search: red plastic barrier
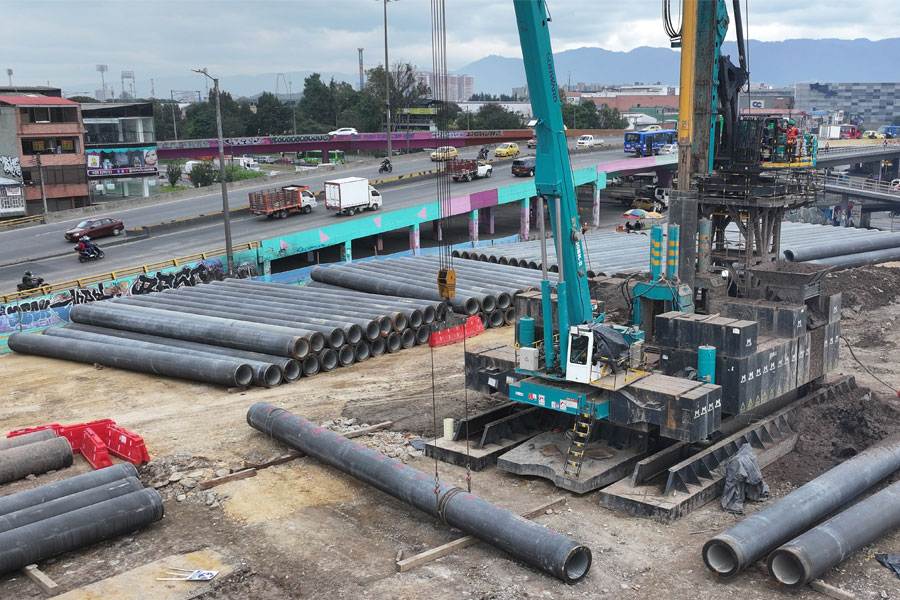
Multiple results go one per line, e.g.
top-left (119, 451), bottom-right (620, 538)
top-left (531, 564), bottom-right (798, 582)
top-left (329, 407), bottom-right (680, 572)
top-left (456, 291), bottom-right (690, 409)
top-left (429, 315), bottom-right (486, 347)
top-left (7, 419), bottom-right (149, 469)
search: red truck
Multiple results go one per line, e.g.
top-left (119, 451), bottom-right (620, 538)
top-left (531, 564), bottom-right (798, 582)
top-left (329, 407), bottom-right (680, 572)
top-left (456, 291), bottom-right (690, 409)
top-left (447, 159), bottom-right (493, 182)
top-left (248, 185), bottom-right (317, 219)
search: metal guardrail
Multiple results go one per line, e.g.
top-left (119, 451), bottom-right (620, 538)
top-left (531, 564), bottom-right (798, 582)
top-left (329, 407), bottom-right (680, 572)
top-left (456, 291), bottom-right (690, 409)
top-left (821, 173), bottom-right (900, 197)
top-left (0, 214), bottom-right (45, 229)
top-left (1, 240), bottom-right (260, 305)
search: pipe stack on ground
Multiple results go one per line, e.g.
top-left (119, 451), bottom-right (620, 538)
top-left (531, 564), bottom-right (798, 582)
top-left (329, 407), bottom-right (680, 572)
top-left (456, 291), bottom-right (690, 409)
top-left (702, 432), bottom-right (900, 578)
top-left (247, 402), bottom-right (592, 583)
top-left (0, 463), bottom-right (163, 575)
top-left (0, 430), bottom-right (73, 485)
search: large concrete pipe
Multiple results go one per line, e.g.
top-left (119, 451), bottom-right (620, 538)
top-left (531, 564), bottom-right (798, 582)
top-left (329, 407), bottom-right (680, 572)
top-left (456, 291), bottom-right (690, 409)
top-left (0, 437), bottom-right (74, 485)
top-left (45, 328), bottom-right (282, 388)
top-left (414, 326), bottom-right (430, 345)
top-left (298, 282), bottom-right (439, 325)
top-left (783, 231), bottom-right (900, 262)
top-left (246, 403), bottom-right (592, 583)
top-left (64, 324), bottom-right (301, 383)
top-left (310, 266), bottom-right (480, 316)
top-left (353, 341), bottom-right (371, 362)
top-left (119, 294), bottom-right (330, 358)
top-left (0, 429), bottom-right (58, 452)
top-left (703, 433), bottom-right (900, 577)
top-left (195, 284), bottom-right (396, 336)
top-left (387, 259), bottom-right (514, 310)
top-left (337, 345), bottom-right (355, 367)
top-left (220, 279), bottom-right (434, 327)
top-left (488, 310), bottom-right (505, 328)
top-left (318, 348), bottom-right (338, 372)
top-left (0, 488), bottom-right (164, 575)
top-left (811, 247), bottom-right (900, 270)
top-left (122, 295), bottom-right (352, 348)
top-left (385, 332), bottom-right (402, 353)
top-left (0, 477), bottom-right (145, 534)
top-left (9, 332), bottom-right (253, 388)
top-left (166, 287), bottom-right (382, 342)
top-left (70, 303), bottom-right (309, 359)
top-left (767, 479), bottom-right (900, 588)
top-left (302, 354), bottom-right (320, 377)
top-left (370, 337), bottom-right (386, 357)
top-left (0, 464), bottom-right (137, 517)
top-left (400, 328), bottom-right (416, 349)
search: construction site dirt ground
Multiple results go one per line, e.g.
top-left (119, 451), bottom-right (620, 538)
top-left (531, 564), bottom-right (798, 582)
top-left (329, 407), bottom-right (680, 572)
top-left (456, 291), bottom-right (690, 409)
top-left (2, 266), bottom-right (900, 599)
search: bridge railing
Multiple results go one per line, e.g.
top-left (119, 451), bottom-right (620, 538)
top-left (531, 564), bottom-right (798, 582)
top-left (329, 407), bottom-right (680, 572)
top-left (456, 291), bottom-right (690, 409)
top-left (2, 240), bottom-right (260, 305)
top-left (821, 173), bottom-right (900, 197)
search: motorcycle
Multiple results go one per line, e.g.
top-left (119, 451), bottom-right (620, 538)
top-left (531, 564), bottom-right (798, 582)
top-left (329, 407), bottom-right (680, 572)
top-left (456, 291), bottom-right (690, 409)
top-left (378, 158), bottom-right (393, 174)
top-left (478, 147), bottom-right (489, 160)
top-left (76, 245), bottom-right (105, 263)
top-left (17, 276), bottom-right (45, 292)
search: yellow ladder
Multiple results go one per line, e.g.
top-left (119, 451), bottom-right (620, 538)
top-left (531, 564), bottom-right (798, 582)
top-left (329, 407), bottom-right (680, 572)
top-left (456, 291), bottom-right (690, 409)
top-left (563, 407), bottom-right (595, 480)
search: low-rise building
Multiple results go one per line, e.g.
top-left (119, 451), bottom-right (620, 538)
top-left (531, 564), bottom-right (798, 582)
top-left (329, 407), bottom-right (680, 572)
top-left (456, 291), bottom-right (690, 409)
top-left (0, 95), bottom-right (89, 214)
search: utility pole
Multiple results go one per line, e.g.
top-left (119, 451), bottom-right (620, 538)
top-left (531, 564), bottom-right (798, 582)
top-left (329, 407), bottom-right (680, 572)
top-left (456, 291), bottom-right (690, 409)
top-left (34, 153), bottom-right (48, 215)
top-left (169, 91), bottom-right (179, 140)
top-left (6, 68), bottom-right (11, 87)
top-left (382, 0), bottom-right (393, 158)
top-left (192, 68), bottom-right (233, 275)
top-left (96, 64), bottom-right (108, 101)
top-left (358, 48), bottom-right (365, 90)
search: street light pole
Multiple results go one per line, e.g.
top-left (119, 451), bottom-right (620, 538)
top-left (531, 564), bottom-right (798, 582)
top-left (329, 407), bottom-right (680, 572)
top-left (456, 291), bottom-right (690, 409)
top-left (193, 68), bottom-right (233, 275)
top-left (34, 153), bottom-right (48, 215)
top-left (383, 0), bottom-right (392, 158)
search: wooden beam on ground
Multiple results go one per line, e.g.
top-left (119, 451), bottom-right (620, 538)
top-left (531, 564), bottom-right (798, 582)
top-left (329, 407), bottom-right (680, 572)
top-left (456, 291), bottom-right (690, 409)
top-left (22, 564), bottom-right (58, 595)
top-left (344, 421), bottom-right (393, 439)
top-left (395, 497), bottom-right (567, 573)
top-left (245, 451), bottom-right (304, 470)
top-left (809, 579), bottom-right (857, 600)
top-left (198, 468), bottom-right (257, 490)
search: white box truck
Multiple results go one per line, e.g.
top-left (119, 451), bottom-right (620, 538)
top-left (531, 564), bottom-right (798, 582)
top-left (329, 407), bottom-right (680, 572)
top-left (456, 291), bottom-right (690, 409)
top-left (324, 177), bottom-right (383, 216)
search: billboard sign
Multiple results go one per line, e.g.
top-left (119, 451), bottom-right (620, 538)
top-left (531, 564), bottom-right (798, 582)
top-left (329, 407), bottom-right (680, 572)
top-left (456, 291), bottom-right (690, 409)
top-left (86, 147), bottom-right (158, 177)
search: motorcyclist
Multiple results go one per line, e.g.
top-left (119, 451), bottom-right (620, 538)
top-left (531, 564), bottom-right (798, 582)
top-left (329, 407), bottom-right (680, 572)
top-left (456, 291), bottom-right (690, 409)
top-left (478, 146), bottom-right (489, 160)
top-left (21, 271), bottom-right (42, 289)
top-left (76, 236), bottom-right (97, 257)
top-left (379, 157), bottom-right (392, 173)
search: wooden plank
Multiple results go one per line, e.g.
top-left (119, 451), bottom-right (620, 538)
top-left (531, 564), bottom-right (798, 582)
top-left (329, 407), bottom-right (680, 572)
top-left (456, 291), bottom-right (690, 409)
top-left (395, 497), bottom-right (567, 573)
top-left (809, 580), bottom-right (857, 600)
top-left (244, 451), bottom-right (304, 470)
top-left (23, 564), bottom-right (58, 595)
top-left (197, 468), bottom-right (257, 490)
top-left (344, 421), bottom-right (393, 439)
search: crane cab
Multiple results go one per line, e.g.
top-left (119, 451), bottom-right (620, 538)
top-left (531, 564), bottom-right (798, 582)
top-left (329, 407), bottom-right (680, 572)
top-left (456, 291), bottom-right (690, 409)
top-left (565, 324), bottom-right (647, 388)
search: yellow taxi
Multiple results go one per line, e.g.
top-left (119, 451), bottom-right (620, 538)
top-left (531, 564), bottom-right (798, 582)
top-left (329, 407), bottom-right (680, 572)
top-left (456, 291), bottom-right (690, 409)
top-left (430, 146), bottom-right (458, 161)
top-left (494, 142), bottom-right (520, 158)
top-left (862, 130), bottom-right (885, 139)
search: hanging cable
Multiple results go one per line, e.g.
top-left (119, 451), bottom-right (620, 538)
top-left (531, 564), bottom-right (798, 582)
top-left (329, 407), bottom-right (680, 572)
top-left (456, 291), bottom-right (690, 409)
top-left (663, 0), bottom-right (682, 44)
top-left (431, 0), bottom-right (455, 300)
top-left (840, 335), bottom-right (900, 396)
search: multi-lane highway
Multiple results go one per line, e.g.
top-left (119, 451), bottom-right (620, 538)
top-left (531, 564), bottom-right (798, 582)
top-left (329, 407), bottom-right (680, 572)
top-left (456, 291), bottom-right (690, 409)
top-left (0, 146), bottom-right (628, 293)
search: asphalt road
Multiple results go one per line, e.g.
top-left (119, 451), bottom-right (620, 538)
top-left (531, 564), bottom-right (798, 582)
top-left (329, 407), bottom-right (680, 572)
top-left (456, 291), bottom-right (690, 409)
top-left (0, 146), bottom-right (628, 294)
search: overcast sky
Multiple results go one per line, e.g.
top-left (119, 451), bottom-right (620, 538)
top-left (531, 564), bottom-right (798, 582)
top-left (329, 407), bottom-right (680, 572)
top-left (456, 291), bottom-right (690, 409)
top-left (5, 0), bottom-right (899, 96)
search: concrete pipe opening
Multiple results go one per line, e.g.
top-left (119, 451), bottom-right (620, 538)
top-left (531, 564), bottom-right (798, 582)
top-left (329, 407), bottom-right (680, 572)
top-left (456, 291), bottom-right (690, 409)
top-left (318, 349), bottom-right (338, 371)
top-left (370, 337), bottom-right (386, 356)
top-left (293, 338), bottom-right (310, 360)
top-left (422, 306), bottom-right (436, 325)
top-left (343, 325), bottom-right (362, 346)
top-left (563, 547), bottom-right (593, 584)
top-left (488, 311), bottom-right (505, 328)
top-left (400, 311), bottom-right (417, 330)
top-left (262, 365), bottom-right (283, 388)
top-left (386, 332), bottom-right (402, 353)
top-left (354, 341), bottom-right (371, 362)
top-left (463, 298), bottom-right (480, 315)
top-left (376, 317), bottom-right (392, 337)
top-left (488, 256), bottom-right (499, 264)
top-left (479, 255), bottom-right (489, 262)
top-left (498, 256), bottom-right (510, 265)
top-left (549, 264), bottom-right (559, 273)
top-left (524, 260), bottom-right (537, 269)
top-left (477, 313), bottom-right (488, 329)
top-left (282, 360), bottom-right (302, 382)
top-left (337, 345), bottom-right (355, 367)
top-left (308, 332), bottom-right (326, 354)
top-left (234, 365), bottom-right (254, 388)
top-left (702, 539), bottom-right (739, 577)
top-left (504, 307), bottom-right (516, 326)
top-left (768, 550), bottom-right (806, 588)
top-left (587, 269), bottom-right (597, 278)
top-left (414, 327), bottom-right (430, 345)
top-left (400, 329), bottom-right (416, 349)
top-left (783, 249), bottom-right (797, 261)
top-left (363, 322), bottom-right (381, 342)
top-left (302, 355), bottom-right (320, 377)
top-left (327, 329), bottom-right (346, 350)
top-left (481, 296), bottom-right (497, 313)
top-left (496, 293), bottom-right (512, 310)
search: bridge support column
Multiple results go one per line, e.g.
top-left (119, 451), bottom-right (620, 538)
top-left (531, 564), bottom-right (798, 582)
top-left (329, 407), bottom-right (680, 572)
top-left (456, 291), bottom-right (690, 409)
top-left (432, 220), bottom-right (442, 241)
top-left (409, 223), bottom-right (420, 256)
top-left (859, 211), bottom-right (871, 229)
top-left (520, 197), bottom-right (530, 241)
top-left (657, 170), bottom-right (674, 188)
top-left (592, 185), bottom-right (601, 227)
top-left (375, 235), bottom-right (383, 252)
top-left (321, 149), bottom-right (330, 164)
top-left (481, 206), bottom-right (495, 235)
top-left (307, 251), bottom-right (315, 262)
top-left (341, 240), bottom-right (352, 262)
top-left (469, 209), bottom-right (479, 243)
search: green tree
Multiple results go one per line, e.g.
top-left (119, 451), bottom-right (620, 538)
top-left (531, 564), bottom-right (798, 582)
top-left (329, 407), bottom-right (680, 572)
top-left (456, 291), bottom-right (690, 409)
top-left (474, 103), bottom-right (524, 129)
top-left (153, 100), bottom-right (186, 141)
top-left (251, 92), bottom-right (291, 135)
top-left (299, 73), bottom-right (336, 128)
top-left (183, 90), bottom-right (252, 139)
top-left (598, 106), bottom-right (628, 129)
top-left (188, 162), bottom-right (216, 187)
top-left (362, 62), bottom-right (430, 132)
top-left (68, 95), bottom-right (98, 103)
top-left (165, 163), bottom-right (182, 187)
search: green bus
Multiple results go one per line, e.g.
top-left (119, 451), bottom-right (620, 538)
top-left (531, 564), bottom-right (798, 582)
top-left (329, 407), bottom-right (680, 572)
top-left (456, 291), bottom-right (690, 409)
top-left (298, 150), bottom-right (346, 164)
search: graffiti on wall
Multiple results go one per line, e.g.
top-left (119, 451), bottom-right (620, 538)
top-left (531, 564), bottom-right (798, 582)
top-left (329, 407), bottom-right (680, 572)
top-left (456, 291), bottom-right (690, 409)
top-left (0, 259), bottom-right (259, 334)
top-left (1, 156), bottom-right (21, 181)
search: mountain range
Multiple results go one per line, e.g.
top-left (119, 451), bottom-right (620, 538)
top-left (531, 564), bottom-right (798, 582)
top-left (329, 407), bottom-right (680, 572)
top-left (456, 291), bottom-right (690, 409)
top-left (455, 38), bottom-right (900, 94)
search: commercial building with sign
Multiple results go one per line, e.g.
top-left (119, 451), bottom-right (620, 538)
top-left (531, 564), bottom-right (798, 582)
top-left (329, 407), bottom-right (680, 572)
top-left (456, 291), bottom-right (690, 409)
top-left (0, 95), bottom-right (89, 214)
top-left (81, 102), bottom-right (158, 201)
top-left (794, 82), bottom-right (900, 126)
top-left (0, 177), bottom-right (26, 217)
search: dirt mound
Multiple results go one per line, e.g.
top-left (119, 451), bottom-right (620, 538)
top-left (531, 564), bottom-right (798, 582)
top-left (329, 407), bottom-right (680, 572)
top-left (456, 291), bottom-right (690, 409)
top-left (768, 386), bottom-right (900, 484)
top-left (824, 265), bottom-right (900, 310)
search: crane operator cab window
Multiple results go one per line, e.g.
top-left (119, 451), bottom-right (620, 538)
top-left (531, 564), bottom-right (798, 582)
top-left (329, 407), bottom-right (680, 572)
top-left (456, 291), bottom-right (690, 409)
top-left (569, 332), bottom-right (590, 366)
top-left (566, 329), bottom-right (594, 384)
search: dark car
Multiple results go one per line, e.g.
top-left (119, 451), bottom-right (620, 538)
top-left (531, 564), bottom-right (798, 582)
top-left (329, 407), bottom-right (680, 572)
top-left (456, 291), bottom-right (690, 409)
top-left (511, 156), bottom-right (536, 177)
top-left (64, 217), bottom-right (125, 241)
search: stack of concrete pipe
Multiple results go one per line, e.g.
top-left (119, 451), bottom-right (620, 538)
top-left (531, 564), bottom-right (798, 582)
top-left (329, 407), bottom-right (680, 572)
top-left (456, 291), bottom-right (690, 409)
top-left (0, 430), bottom-right (73, 485)
top-left (0, 463), bottom-right (163, 575)
top-left (9, 278), bottom-right (442, 387)
top-left (456, 223), bottom-right (900, 274)
top-left (309, 255), bottom-right (551, 326)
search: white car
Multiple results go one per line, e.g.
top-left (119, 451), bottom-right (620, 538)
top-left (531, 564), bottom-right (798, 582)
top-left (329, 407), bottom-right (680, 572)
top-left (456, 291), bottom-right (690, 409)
top-left (660, 143), bottom-right (678, 155)
top-left (576, 134), bottom-right (595, 148)
top-left (329, 127), bottom-right (358, 136)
